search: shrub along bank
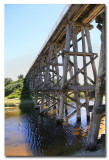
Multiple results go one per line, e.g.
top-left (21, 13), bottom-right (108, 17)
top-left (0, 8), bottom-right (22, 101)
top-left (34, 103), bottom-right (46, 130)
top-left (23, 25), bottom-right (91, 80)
top-left (4, 78), bottom-right (34, 108)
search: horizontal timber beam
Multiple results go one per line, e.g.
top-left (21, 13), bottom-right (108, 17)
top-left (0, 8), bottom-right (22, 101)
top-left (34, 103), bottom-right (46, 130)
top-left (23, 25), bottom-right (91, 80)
top-left (63, 51), bottom-right (98, 57)
top-left (40, 102), bottom-right (58, 114)
top-left (36, 85), bottom-right (95, 92)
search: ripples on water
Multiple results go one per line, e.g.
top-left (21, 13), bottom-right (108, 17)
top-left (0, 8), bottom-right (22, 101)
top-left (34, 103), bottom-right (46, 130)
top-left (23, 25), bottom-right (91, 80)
top-left (5, 104), bottom-right (105, 156)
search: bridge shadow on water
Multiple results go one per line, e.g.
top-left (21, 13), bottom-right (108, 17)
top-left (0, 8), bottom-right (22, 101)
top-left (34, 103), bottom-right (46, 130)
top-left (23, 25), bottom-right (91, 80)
top-left (18, 82), bottom-right (91, 156)
top-left (19, 111), bottom-right (90, 156)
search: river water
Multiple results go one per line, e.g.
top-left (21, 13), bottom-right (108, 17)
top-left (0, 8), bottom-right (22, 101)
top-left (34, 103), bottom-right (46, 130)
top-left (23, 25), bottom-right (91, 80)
top-left (5, 102), bottom-right (105, 156)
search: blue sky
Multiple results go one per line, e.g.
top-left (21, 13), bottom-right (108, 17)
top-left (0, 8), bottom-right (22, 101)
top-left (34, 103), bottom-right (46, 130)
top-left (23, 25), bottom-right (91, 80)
top-left (5, 4), bottom-right (101, 81)
top-left (5, 4), bottom-right (65, 80)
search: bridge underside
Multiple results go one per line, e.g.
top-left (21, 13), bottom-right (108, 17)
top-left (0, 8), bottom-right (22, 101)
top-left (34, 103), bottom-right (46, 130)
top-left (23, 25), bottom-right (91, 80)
top-left (25, 4), bottom-right (104, 122)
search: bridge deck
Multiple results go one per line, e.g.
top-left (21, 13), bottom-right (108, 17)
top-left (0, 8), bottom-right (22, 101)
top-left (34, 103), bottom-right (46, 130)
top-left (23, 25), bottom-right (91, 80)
top-left (26, 4), bottom-right (104, 76)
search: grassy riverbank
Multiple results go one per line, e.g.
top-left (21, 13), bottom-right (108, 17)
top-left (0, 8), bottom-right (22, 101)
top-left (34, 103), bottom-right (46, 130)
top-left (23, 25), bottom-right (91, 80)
top-left (4, 97), bottom-right (34, 108)
top-left (5, 77), bottom-right (34, 109)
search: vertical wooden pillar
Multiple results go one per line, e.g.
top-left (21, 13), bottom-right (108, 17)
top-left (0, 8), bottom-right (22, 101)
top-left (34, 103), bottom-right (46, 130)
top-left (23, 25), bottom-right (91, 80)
top-left (37, 65), bottom-right (40, 87)
top-left (40, 45), bottom-right (53, 113)
top-left (48, 72), bottom-right (52, 107)
top-left (81, 28), bottom-right (90, 119)
top-left (86, 12), bottom-right (105, 150)
top-left (39, 58), bottom-right (45, 112)
top-left (85, 27), bottom-right (97, 82)
top-left (57, 94), bottom-right (60, 114)
top-left (72, 25), bottom-right (81, 121)
top-left (34, 65), bottom-right (40, 109)
top-left (58, 24), bottom-right (71, 122)
top-left (68, 61), bottom-right (74, 85)
top-left (61, 46), bottom-right (67, 114)
top-left (64, 97), bottom-right (67, 114)
top-left (34, 60), bottom-right (43, 109)
top-left (52, 65), bottom-right (56, 108)
top-left (54, 46), bottom-right (61, 112)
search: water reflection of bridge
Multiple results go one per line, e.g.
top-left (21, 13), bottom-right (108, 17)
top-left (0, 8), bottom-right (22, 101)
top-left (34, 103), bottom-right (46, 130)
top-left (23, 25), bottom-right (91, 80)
top-left (25, 4), bottom-right (105, 151)
top-left (22, 109), bottom-right (90, 156)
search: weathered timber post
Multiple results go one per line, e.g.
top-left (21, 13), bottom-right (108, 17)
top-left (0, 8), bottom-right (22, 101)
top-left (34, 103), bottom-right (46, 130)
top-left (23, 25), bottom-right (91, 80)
top-left (57, 24), bottom-right (71, 122)
top-left (36, 64), bottom-right (40, 103)
top-left (34, 68), bottom-right (38, 109)
top-left (68, 59), bottom-right (74, 85)
top-left (61, 46), bottom-right (68, 113)
top-left (52, 65), bottom-right (56, 109)
top-left (81, 27), bottom-right (90, 119)
top-left (85, 26), bottom-right (97, 82)
top-left (54, 46), bottom-right (61, 113)
top-left (72, 25), bottom-right (81, 121)
top-left (34, 59), bottom-right (44, 109)
top-left (40, 45), bottom-right (53, 113)
top-left (34, 77), bottom-right (38, 109)
top-left (86, 11), bottom-right (105, 150)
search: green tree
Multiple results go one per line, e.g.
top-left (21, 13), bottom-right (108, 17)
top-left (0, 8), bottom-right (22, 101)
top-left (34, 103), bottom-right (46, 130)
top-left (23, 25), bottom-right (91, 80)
top-left (18, 74), bottom-right (24, 80)
top-left (5, 78), bottom-right (13, 86)
top-left (5, 81), bottom-right (23, 96)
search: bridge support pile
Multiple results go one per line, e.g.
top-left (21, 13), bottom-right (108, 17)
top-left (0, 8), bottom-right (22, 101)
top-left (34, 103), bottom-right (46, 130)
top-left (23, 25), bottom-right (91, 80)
top-left (86, 11), bottom-right (105, 151)
top-left (26, 23), bottom-right (98, 123)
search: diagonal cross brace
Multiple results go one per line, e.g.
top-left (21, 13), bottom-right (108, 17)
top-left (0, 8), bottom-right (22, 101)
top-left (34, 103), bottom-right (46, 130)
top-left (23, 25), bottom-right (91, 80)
top-left (63, 55), bottom-right (98, 88)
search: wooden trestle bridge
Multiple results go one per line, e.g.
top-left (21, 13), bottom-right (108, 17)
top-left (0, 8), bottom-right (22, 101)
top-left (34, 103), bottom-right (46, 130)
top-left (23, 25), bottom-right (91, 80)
top-left (25, 4), bottom-right (105, 150)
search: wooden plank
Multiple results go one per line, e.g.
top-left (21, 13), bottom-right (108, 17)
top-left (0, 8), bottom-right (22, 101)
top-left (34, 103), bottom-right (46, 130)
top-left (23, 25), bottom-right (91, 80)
top-left (67, 109), bottom-right (77, 118)
top-left (68, 85), bottom-right (95, 91)
top-left (54, 46), bottom-right (61, 86)
top-left (40, 46), bottom-right (53, 113)
top-left (64, 51), bottom-right (97, 56)
top-left (36, 82), bottom-right (44, 89)
top-left (72, 25), bottom-right (79, 84)
top-left (66, 94), bottom-right (77, 103)
top-left (85, 27), bottom-right (97, 82)
top-left (81, 27), bottom-right (90, 118)
top-left (86, 11), bottom-right (105, 150)
top-left (52, 63), bottom-right (63, 66)
top-left (41, 102), bottom-right (58, 114)
top-left (59, 24), bottom-right (71, 120)
top-left (66, 94), bottom-right (85, 107)
top-left (72, 24), bottom-right (81, 120)
top-left (82, 4), bottom-right (104, 24)
top-left (70, 4), bottom-right (89, 21)
top-left (65, 103), bottom-right (76, 109)
top-left (36, 85), bottom-right (95, 92)
top-left (70, 34), bottom-right (86, 48)
top-left (68, 59), bottom-right (74, 85)
top-left (52, 77), bottom-right (62, 88)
